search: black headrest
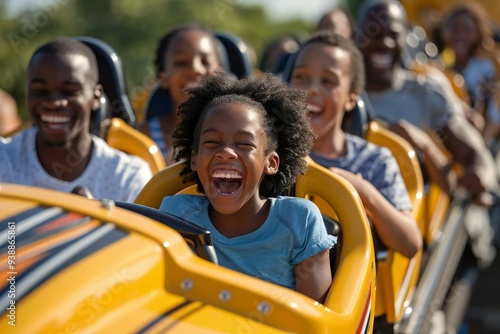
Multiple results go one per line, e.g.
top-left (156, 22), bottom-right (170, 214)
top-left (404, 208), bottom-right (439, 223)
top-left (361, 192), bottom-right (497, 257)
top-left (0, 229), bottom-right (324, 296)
top-left (342, 92), bottom-right (375, 138)
top-left (281, 50), bottom-right (298, 84)
top-left (144, 85), bottom-right (173, 121)
top-left (215, 31), bottom-right (254, 79)
top-left (89, 94), bottom-right (112, 138)
top-left (75, 36), bottom-right (136, 127)
top-left (271, 52), bottom-right (295, 77)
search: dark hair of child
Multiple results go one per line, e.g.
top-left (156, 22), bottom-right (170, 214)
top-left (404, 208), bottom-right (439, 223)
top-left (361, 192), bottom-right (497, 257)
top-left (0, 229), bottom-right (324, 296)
top-left (316, 7), bottom-right (356, 38)
top-left (153, 23), bottom-right (223, 78)
top-left (30, 37), bottom-right (99, 85)
top-left (172, 72), bottom-right (315, 197)
top-left (258, 34), bottom-right (301, 72)
top-left (300, 30), bottom-right (365, 93)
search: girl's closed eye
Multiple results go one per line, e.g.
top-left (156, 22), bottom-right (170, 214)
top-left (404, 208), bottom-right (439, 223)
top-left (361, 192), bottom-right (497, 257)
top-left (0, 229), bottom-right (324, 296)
top-left (236, 142), bottom-right (256, 150)
top-left (202, 139), bottom-right (220, 148)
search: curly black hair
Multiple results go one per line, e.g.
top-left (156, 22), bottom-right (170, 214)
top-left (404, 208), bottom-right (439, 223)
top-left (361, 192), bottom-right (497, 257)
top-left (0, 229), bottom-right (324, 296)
top-left (172, 72), bottom-right (314, 197)
top-left (299, 30), bottom-right (365, 93)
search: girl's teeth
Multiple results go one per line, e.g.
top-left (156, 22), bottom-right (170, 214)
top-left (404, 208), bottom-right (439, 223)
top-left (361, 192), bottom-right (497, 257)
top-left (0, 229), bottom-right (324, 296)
top-left (307, 104), bottom-right (321, 113)
top-left (212, 172), bottom-right (242, 179)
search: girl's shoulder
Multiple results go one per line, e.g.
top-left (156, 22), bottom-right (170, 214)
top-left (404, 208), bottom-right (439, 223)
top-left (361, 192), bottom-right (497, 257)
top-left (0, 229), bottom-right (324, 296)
top-left (160, 194), bottom-right (208, 214)
top-left (162, 193), bottom-right (207, 204)
top-left (273, 196), bottom-right (321, 215)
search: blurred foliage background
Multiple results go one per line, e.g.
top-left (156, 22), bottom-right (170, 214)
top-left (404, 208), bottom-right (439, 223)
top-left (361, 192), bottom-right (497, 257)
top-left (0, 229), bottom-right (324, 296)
top-left (0, 0), bottom-right (364, 120)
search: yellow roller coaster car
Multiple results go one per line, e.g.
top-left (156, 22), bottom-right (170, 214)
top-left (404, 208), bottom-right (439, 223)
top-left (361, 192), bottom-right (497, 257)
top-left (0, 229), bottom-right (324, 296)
top-left (0, 156), bottom-right (376, 333)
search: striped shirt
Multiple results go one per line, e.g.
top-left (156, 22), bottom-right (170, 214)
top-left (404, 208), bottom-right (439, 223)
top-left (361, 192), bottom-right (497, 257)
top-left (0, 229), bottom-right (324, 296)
top-left (309, 133), bottom-right (412, 211)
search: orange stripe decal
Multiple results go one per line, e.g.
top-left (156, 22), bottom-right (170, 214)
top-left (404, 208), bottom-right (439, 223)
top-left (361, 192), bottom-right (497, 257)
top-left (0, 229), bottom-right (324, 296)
top-left (356, 287), bottom-right (372, 334)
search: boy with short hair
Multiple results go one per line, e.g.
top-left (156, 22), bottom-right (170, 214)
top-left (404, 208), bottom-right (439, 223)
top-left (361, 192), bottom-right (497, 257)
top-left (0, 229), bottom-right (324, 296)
top-left (0, 37), bottom-right (152, 202)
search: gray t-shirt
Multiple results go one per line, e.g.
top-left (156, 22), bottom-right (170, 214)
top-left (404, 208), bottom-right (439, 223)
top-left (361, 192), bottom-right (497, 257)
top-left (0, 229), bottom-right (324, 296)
top-left (309, 134), bottom-right (412, 212)
top-left (367, 68), bottom-right (460, 131)
top-left (160, 195), bottom-right (336, 289)
top-left (0, 127), bottom-right (152, 202)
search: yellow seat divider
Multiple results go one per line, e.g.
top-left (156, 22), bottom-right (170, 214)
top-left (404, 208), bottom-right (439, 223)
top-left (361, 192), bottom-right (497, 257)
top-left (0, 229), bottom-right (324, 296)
top-left (106, 117), bottom-right (166, 174)
top-left (365, 121), bottom-right (425, 324)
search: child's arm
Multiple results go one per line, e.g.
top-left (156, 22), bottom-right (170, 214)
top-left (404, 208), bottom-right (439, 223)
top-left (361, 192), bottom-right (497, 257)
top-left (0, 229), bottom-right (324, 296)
top-left (390, 120), bottom-right (457, 195)
top-left (331, 168), bottom-right (422, 258)
top-left (294, 249), bottom-right (332, 304)
top-left (440, 114), bottom-right (499, 202)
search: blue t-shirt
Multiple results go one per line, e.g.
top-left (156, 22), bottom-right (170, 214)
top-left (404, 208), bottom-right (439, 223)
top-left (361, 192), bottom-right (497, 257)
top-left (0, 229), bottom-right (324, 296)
top-left (159, 195), bottom-right (336, 289)
top-left (310, 134), bottom-right (412, 211)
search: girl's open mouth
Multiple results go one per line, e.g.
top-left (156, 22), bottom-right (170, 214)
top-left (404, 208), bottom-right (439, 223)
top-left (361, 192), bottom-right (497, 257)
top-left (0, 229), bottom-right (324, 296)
top-left (307, 103), bottom-right (322, 119)
top-left (212, 170), bottom-right (243, 195)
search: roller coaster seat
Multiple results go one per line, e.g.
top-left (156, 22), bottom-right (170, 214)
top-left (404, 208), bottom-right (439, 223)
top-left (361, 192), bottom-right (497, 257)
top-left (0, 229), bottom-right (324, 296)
top-left (75, 36), bottom-right (136, 126)
top-left (364, 121), bottom-right (425, 323)
top-left (105, 117), bottom-right (166, 174)
top-left (0, 163), bottom-right (376, 333)
top-left (75, 36), bottom-right (166, 174)
top-left (214, 30), bottom-right (254, 80)
top-left (135, 157), bottom-right (376, 331)
top-left (347, 95), bottom-right (428, 324)
top-left (308, 118), bottom-right (426, 324)
top-left (361, 111), bottom-right (454, 324)
top-left (282, 48), bottom-right (426, 325)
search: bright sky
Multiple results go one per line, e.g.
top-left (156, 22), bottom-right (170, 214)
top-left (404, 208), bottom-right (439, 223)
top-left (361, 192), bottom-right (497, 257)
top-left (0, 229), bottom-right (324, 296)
top-left (6, 0), bottom-right (343, 24)
top-left (240, 0), bottom-right (342, 23)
